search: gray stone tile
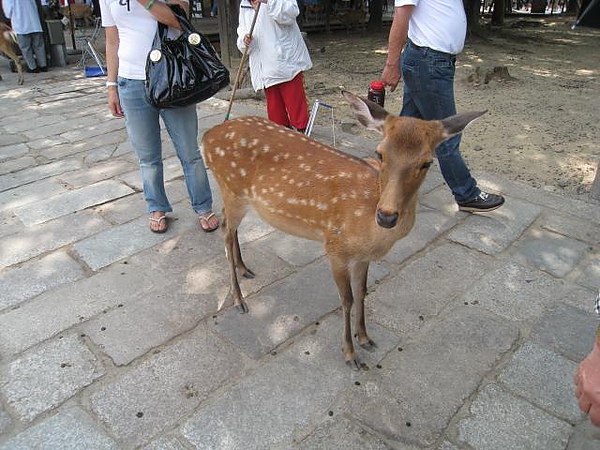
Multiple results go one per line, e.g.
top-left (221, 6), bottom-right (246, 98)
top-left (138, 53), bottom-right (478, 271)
top-left (0, 210), bottom-right (110, 269)
top-left (577, 252), bottom-right (600, 292)
top-left (419, 184), bottom-right (468, 217)
top-left (14, 179), bottom-right (134, 226)
top-left (461, 262), bottom-right (571, 323)
top-left (384, 207), bottom-right (459, 264)
top-left (511, 228), bottom-right (591, 278)
top-left (457, 384), bottom-right (572, 450)
top-left (0, 178), bottom-right (68, 212)
top-left (0, 156), bottom-right (37, 175)
top-left (0, 262), bottom-right (155, 357)
top-left (142, 435), bottom-right (189, 450)
top-left (368, 243), bottom-right (493, 333)
top-left (0, 133), bottom-right (27, 147)
top-left (209, 259), bottom-right (340, 359)
top-left (539, 211), bottom-right (600, 245)
top-left (116, 156), bottom-right (185, 192)
top-left (567, 420), bottom-right (600, 449)
top-left (295, 416), bottom-right (395, 450)
top-left (0, 404), bottom-right (11, 435)
top-left (90, 325), bottom-right (251, 448)
top-left (0, 211), bottom-right (23, 238)
top-left (447, 196), bottom-right (542, 255)
top-left (5, 112), bottom-right (66, 133)
top-left (0, 141), bottom-right (28, 159)
top-left (560, 285), bottom-right (600, 314)
top-left (531, 304), bottom-right (598, 361)
top-left (0, 334), bottom-right (105, 421)
top-left (0, 158), bottom-right (82, 192)
top-left (338, 306), bottom-right (518, 447)
top-left (259, 230), bottom-right (325, 266)
top-left (183, 314), bottom-right (399, 450)
top-left (0, 407), bottom-right (118, 450)
top-left (26, 136), bottom-right (70, 151)
top-left (57, 159), bottom-right (137, 189)
top-left (0, 250), bottom-right (86, 312)
top-left (498, 342), bottom-right (584, 423)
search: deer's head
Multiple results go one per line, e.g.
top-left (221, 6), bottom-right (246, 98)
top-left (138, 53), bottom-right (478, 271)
top-left (342, 91), bottom-right (485, 229)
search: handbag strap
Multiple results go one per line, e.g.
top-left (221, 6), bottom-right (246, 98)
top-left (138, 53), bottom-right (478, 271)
top-left (156, 4), bottom-right (197, 41)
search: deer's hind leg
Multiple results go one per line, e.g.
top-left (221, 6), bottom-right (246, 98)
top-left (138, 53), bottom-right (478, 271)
top-left (221, 193), bottom-right (253, 313)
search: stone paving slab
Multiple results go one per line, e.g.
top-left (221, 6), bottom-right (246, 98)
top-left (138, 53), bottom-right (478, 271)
top-left (90, 325), bottom-right (252, 448)
top-left (0, 158), bottom-right (82, 192)
top-left (447, 195), bottom-right (542, 255)
top-left (14, 179), bottom-right (134, 226)
top-left (0, 210), bottom-right (109, 269)
top-left (369, 243), bottom-right (493, 333)
top-left (457, 384), bottom-right (572, 450)
top-left (498, 342), bottom-right (584, 423)
top-left (339, 306), bottom-right (518, 447)
top-left (0, 178), bottom-right (68, 213)
top-left (183, 312), bottom-right (399, 450)
top-left (0, 334), bottom-right (105, 421)
top-left (0, 250), bottom-right (86, 312)
top-left (0, 407), bottom-right (118, 450)
top-left (511, 228), bottom-right (591, 278)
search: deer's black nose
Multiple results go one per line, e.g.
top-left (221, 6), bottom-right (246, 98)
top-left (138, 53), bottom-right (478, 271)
top-left (376, 209), bottom-right (398, 228)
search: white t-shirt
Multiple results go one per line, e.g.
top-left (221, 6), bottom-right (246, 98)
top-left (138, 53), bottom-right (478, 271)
top-left (100, 0), bottom-right (188, 80)
top-left (395, 0), bottom-right (467, 55)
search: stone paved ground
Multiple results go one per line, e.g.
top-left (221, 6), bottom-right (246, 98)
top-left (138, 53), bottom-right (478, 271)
top-left (0, 62), bottom-right (599, 450)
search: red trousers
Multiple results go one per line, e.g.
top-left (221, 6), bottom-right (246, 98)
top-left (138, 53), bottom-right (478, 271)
top-left (264, 72), bottom-right (309, 130)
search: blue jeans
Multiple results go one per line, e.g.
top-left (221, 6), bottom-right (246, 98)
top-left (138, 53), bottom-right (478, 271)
top-left (400, 40), bottom-right (479, 202)
top-left (117, 77), bottom-right (213, 215)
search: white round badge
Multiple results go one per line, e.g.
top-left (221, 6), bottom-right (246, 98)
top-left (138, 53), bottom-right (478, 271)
top-left (149, 49), bottom-right (162, 62)
top-left (188, 33), bottom-right (201, 45)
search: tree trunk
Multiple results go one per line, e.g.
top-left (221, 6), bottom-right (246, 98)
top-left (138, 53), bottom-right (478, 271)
top-left (530, 0), bottom-right (547, 13)
top-left (491, 0), bottom-right (505, 24)
top-left (368, 0), bottom-right (383, 32)
top-left (464, 0), bottom-right (481, 36)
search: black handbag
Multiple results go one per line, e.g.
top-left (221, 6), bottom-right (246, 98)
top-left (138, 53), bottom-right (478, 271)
top-left (144, 4), bottom-right (230, 108)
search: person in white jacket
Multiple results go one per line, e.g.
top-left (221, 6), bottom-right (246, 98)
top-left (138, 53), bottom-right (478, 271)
top-left (237, 0), bottom-right (312, 132)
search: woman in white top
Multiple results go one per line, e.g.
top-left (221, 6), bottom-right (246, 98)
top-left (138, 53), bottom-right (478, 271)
top-left (100, 0), bottom-right (219, 233)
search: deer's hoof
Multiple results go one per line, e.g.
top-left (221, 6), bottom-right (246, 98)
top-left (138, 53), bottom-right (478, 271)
top-left (359, 339), bottom-right (377, 350)
top-left (346, 359), bottom-right (361, 371)
top-left (242, 268), bottom-right (255, 279)
top-left (236, 302), bottom-right (249, 314)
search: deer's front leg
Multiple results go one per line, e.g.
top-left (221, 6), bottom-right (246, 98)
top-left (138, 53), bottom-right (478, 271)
top-left (329, 255), bottom-right (359, 369)
top-left (224, 227), bottom-right (248, 313)
top-left (352, 261), bottom-right (375, 349)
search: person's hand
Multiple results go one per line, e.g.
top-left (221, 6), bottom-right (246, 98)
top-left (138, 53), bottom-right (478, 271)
top-left (575, 337), bottom-right (600, 426)
top-left (243, 33), bottom-right (253, 47)
top-left (107, 88), bottom-right (124, 118)
top-left (382, 62), bottom-right (401, 92)
top-left (250, 0), bottom-right (262, 10)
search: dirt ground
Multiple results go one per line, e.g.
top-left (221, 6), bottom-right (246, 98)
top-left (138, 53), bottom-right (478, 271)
top-left (240, 14), bottom-right (600, 200)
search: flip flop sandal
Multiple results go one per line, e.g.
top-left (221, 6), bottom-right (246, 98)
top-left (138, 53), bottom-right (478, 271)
top-left (149, 215), bottom-right (168, 233)
top-left (199, 212), bottom-right (219, 232)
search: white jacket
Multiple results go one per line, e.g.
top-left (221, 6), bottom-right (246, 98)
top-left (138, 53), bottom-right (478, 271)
top-left (237, 0), bottom-right (312, 91)
top-left (3, 0), bottom-right (43, 35)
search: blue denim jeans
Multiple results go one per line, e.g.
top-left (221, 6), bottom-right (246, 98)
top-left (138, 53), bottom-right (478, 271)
top-left (400, 40), bottom-right (479, 202)
top-left (117, 77), bottom-right (213, 215)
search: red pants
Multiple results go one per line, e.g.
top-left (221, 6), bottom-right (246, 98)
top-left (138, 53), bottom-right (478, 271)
top-left (264, 72), bottom-right (309, 130)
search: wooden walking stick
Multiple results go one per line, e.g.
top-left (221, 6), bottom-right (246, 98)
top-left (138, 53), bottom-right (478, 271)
top-left (225, 2), bottom-right (261, 120)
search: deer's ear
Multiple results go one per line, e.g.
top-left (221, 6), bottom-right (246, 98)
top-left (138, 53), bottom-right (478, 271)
top-left (342, 90), bottom-right (388, 132)
top-left (440, 110), bottom-right (487, 139)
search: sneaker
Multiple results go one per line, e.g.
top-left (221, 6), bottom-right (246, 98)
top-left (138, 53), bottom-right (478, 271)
top-left (39, 66), bottom-right (48, 72)
top-left (457, 191), bottom-right (505, 212)
top-left (26, 66), bottom-right (40, 73)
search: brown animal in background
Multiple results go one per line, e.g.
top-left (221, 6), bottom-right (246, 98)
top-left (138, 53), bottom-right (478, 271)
top-left (0, 23), bottom-right (24, 85)
top-left (338, 9), bottom-right (367, 35)
top-left (202, 91), bottom-right (486, 368)
top-left (60, 4), bottom-right (94, 27)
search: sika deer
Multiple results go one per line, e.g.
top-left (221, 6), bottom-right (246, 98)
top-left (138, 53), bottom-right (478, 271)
top-left (0, 23), bottom-right (24, 85)
top-left (203, 91), bottom-right (485, 368)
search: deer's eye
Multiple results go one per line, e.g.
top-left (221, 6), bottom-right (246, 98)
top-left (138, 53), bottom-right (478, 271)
top-left (375, 151), bottom-right (383, 161)
top-left (421, 161), bottom-right (433, 170)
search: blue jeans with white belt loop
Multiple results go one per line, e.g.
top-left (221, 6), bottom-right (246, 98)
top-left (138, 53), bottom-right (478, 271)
top-left (117, 77), bottom-right (214, 216)
top-left (400, 40), bottom-right (480, 203)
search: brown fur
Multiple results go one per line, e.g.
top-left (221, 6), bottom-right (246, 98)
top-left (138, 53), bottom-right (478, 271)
top-left (60, 4), bottom-right (94, 27)
top-left (0, 23), bottom-right (24, 85)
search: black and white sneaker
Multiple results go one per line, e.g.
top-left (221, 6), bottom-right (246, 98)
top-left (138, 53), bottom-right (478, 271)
top-left (457, 191), bottom-right (505, 213)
